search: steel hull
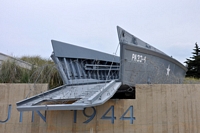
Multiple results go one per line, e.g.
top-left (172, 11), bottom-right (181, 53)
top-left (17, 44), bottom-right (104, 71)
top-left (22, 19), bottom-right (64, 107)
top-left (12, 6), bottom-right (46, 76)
top-left (120, 42), bottom-right (186, 86)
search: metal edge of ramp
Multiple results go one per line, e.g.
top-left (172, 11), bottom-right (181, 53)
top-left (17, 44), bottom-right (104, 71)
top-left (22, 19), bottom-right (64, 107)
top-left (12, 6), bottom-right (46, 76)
top-left (16, 80), bottom-right (121, 111)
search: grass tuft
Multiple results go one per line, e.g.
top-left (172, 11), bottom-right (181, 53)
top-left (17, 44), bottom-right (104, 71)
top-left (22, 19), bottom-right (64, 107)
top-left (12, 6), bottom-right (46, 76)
top-left (183, 77), bottom-right (200, 84)
top-left (0, 56), bottom-right (63, 89)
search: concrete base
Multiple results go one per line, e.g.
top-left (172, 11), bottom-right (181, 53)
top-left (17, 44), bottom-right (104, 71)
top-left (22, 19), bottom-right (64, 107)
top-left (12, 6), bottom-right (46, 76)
top-left (0, 84), bottom-right (200, 133)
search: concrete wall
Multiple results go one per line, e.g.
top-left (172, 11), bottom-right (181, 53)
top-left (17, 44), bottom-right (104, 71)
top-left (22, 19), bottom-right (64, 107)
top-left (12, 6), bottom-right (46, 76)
top-left (0, 84), bottom-right (200, 133)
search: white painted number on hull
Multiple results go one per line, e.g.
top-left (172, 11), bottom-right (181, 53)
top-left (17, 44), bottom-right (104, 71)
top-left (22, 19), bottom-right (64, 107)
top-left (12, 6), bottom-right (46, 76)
top-left (132, 54), bottom-right (146, 63)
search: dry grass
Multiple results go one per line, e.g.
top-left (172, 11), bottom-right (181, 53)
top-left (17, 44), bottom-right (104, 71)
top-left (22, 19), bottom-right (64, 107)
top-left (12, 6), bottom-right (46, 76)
top-left (183, 77), bottom-right (200, 84)
top-left (0, 56), bottom-right (63, 89)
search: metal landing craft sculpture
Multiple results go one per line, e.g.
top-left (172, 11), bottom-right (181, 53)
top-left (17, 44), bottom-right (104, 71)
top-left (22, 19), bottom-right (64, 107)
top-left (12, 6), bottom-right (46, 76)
top-left (16, 26), bottom-right (187, 111)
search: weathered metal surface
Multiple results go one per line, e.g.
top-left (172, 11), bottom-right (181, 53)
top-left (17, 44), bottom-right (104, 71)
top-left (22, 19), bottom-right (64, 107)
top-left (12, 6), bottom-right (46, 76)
top-left (117, 26), bottom-right (165, 54)
top-left (52, 40), bottom-right (120, 62)
top-left (17, 40), bottom-right (121, 111)
top-left (16, 81), bottom-right (121, 111)
top-left (117, 26), bottom-right (187, 86)
top-left (51, 40), bottom-right (120, 85)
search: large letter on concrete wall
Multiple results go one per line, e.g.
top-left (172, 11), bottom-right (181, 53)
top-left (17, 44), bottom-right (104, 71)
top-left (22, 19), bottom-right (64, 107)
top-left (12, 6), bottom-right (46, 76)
top-left (0, 105), bottom-right (12, 124)
top-left (19, 111), bottom-right (46, 122)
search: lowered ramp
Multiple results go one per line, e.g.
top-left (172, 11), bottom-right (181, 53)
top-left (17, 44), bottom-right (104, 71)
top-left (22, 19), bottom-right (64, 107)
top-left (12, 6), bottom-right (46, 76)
top-left (17, 40), bottom-right (121, 111)
top-left (17, 80), bottom-right (121, 111)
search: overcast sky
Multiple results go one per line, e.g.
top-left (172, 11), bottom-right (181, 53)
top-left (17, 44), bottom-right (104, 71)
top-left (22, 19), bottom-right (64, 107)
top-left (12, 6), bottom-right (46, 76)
top-left (1, 1), bottom-right (200, 64)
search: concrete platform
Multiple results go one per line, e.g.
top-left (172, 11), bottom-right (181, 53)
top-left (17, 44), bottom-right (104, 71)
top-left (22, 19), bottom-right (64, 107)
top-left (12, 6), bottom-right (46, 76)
top-left (1, 84), bottom-right (200, 133)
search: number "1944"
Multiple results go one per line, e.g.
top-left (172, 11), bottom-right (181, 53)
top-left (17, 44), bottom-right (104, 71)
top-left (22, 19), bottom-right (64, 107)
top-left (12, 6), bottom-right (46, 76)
top-left (73, 105), bottom-right (136, 124)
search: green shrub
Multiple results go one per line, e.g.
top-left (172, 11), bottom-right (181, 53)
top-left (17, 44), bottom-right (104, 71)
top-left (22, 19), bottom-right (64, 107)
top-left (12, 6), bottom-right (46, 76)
top-left (0, 56), bottom-right (63, 89)
top-left (0, 60), bottom-right (21, 83)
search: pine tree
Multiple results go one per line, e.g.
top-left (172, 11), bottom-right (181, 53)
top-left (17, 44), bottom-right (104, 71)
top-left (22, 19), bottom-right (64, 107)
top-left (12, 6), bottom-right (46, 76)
top-left (185, 42), bottom-right (200, 78)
